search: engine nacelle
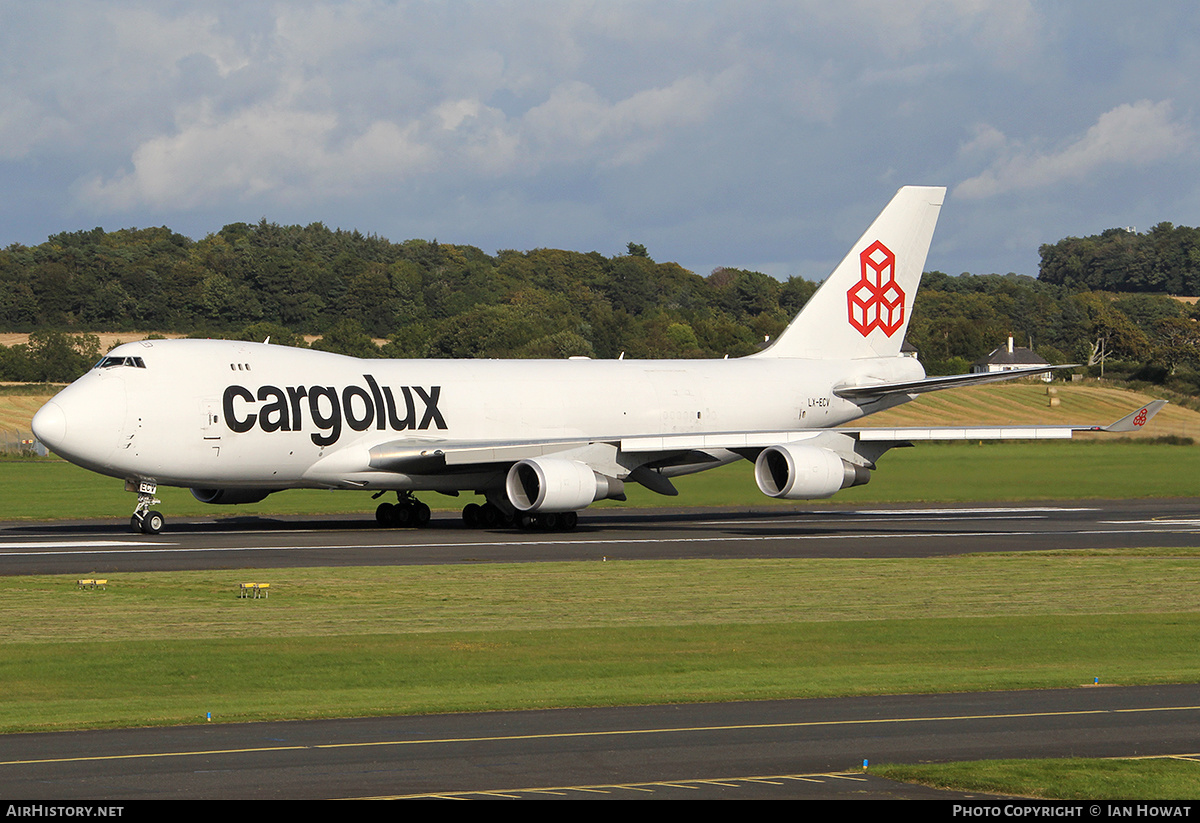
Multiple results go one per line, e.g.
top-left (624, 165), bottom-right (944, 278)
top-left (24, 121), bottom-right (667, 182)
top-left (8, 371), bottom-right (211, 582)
top-left (190, 487), bottom-right (276, 505)
top-left (753, 444), bottom-right (870, 500)
top-left (505, 458), bottom-right (624, 513)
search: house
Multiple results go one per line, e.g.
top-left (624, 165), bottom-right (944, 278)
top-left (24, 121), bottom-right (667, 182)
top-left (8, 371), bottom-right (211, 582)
top-left (970, 335), bottom-right (1051, 381)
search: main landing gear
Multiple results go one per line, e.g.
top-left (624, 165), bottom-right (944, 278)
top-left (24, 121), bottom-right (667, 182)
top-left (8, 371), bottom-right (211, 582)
top-left (128, 480), bottom-right (165, 535)
top-left (374, 491), bottom-right (431, 528)
top-left (460, 502), bottom-right (578, 531)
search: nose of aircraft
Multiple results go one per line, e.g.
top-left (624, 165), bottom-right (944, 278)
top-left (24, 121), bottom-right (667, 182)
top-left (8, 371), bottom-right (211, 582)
top-left (31, 375), bottom-right (128, 472)
top-left (31, 401), bottom-right (67, 450)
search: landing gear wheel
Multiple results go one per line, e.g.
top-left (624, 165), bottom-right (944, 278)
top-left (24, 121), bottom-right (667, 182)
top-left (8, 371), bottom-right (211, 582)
top-left (480, 503), bottom-right (502, 528)
top-left (141, 510), bottom-right (165, 535)
top-left (376, 502), bottom-right (395, 525)
top-left (462, 503), bottom-right (481, 527)
top-left (520, 511), bottom-right (578, 531)
top-left (377, 492), bottom-right (431, 528)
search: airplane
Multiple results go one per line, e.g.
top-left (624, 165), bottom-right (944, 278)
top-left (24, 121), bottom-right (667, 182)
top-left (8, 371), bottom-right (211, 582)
top-left (30, 186), bottom-right (1166, 535)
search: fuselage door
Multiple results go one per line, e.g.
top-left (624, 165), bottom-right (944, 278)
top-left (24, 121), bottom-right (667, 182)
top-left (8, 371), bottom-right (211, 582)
top-left (201, 398), bottom-right (222, 456)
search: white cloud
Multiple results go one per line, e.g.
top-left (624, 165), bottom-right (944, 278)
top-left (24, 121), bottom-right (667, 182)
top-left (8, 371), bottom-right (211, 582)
top-left (954, 100), bottom-right (1194, 199)
top-left (75, 102), bottom-right (435, 209)
top-left (76, 52), bottom-right (741, 211)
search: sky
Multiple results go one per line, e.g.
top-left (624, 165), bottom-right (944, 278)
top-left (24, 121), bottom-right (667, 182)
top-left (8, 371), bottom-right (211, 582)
top-left (2, 1), bottom-right (1199, 283)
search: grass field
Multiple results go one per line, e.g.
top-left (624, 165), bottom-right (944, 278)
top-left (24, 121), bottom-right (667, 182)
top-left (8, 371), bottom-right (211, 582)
top-left (3, 554), bottom-right (1199, 733)
top-left (1, 438), bottom-right (1195, 523)
top-left (874, 759), bottom-right (1200, 800)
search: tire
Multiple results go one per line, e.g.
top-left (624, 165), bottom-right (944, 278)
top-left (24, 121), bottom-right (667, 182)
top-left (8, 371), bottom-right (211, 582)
top-left (376, 502), bottom-right (395, 525)
top-left (142, 510), bottom-right (165, 535)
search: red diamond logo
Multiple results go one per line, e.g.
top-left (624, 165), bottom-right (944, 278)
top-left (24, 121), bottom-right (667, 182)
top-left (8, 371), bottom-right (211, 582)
top-left (847, 240), bottom-right (904, 337)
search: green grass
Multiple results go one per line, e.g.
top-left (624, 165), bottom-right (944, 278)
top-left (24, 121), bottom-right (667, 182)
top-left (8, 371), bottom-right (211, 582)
top-left (7, 616), bottom-right (1199, 732)
top-left (874, 758), bottom-right (1200, 800)
top-left (3, 555), bottom-right (1200, 732)
top-left (0, 439), bottom-right (1196, 522)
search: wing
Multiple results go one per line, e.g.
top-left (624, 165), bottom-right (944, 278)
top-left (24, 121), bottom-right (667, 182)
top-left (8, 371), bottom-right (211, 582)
top-left (363, 400), bottom-right (1168, 489)
top-left (833, 364), bottom-right (1077, 400)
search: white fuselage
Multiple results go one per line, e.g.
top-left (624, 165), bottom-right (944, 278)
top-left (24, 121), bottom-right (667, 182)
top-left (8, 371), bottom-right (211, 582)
top-left (35, 338), bottom-right (925, 493)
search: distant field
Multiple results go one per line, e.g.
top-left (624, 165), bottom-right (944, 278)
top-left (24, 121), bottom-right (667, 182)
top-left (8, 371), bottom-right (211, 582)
top-left (864, 380), bottom-right (1200, 441)
top-left (0, 331), bottom-right (185, 351)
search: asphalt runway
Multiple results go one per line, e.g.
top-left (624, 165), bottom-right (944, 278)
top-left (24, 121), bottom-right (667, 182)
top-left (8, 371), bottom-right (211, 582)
top-left (2, 500), bottom-right (1198, 800)
top-left (2, 685), bottom-right (1198, 800)
top-left (0, 498), bottom-right (1197, 574)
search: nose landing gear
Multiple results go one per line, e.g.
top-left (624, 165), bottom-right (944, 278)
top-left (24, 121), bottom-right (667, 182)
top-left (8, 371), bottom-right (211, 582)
top-left (128, 480), bottom-right (165, 535)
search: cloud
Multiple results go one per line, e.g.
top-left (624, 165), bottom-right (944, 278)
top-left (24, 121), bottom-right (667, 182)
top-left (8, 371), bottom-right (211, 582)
top-left (954, 100), bottom-right (1194, 198)
top-left (75, 103), bottom-right (435, 209)
top-left (76, 60), bottom-right (741, 212)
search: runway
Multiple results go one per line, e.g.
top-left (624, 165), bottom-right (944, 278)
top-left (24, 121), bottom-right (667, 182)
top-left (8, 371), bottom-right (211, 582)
top-left (0, 498), bottom-right (1198, 574)
top-left (1, 500), bottom-right (1198, 799)
top-left (2, 685), bottom-right (1198, 799)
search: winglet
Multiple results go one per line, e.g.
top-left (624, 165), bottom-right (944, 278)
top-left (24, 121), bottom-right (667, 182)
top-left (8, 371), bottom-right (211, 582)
top-left (1100, 400), bottom-right (1168, 433)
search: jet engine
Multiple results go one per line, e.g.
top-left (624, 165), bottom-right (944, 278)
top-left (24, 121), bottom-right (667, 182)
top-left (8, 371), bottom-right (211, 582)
top-left (753, 444), bottom-right (870, 500)
top-left (505, 457), bottom-right (624, 513)
top-left (190, 488), bottom-right (276, 505)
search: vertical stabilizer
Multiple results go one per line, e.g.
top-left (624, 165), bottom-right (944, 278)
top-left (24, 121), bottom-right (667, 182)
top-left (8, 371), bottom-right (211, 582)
top-left (756, 185), bottom-right (945, 359)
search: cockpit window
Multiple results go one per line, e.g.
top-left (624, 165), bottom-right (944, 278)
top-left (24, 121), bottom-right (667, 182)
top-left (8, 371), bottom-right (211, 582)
top-left (94, 356), bottom-right (147, 369)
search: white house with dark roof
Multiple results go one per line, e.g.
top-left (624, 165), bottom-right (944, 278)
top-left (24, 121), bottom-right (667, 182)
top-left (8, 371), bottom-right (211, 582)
top-left (970, 335), bottom-right (1051, 380)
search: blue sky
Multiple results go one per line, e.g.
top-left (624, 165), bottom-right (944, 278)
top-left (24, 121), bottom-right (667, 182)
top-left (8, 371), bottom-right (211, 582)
top-left (3, 1), bottom-right (1198, 284)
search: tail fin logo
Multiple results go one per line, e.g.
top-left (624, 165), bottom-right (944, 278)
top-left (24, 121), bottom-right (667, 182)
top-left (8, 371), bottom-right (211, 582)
top-left (847, 240), bottom-right (904, 337)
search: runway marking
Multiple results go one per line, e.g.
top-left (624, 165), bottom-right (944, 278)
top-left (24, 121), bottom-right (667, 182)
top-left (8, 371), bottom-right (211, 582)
top-left (709, 515), bottom-right (1056, 526)
top-left (854, 507), bottom-right (1097, 515)
top-left (367, 771), bottom-right (891, 799)
top-left (6, 705), bottom-right (1200, 768)
top-left (0, 541), bottom-right (153, 550)
top-left (2, 523), bottom-right (1198, 560)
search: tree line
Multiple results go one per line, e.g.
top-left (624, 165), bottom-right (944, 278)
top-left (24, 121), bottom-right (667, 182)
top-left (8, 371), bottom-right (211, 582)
top-left (1039, 222), bottom-right (1200, 295)
top-left (1, 220), bottom-right (1199, 393)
